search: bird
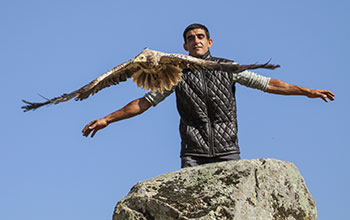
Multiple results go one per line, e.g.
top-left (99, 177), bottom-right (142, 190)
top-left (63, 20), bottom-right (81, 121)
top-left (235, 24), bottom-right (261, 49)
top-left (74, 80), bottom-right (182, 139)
top-left (21, 48), bottom-right (280, 112)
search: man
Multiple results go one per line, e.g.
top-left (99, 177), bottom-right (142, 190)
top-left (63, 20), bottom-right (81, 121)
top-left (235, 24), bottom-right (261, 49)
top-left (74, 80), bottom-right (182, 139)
top-left (82, 24), bottom-right (335, 168)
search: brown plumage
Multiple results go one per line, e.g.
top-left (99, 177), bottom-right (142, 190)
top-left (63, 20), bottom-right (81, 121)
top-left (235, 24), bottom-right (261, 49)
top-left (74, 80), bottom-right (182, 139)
top-left (21, 48), bottom-right (280, 112)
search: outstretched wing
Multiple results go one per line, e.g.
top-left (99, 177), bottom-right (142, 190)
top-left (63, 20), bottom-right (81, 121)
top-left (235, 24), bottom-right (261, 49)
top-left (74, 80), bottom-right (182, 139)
top-left (160, 52), bottom-right (280, 73)
top-left (22, 48), bottom-right (280, 112)
top-left (156, 52), bottom-right (280, 91)
top-left (22, 59), bottom-right (139, 112)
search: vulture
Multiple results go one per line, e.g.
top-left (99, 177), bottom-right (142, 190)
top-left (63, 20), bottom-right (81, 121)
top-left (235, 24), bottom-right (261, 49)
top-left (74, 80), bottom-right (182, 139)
top-left (22, 48), bottom-right (280, 112)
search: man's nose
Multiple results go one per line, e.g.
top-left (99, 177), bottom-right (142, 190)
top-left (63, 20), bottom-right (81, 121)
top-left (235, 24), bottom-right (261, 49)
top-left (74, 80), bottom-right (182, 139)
top-left (194, 36), bottom-right (201, 43)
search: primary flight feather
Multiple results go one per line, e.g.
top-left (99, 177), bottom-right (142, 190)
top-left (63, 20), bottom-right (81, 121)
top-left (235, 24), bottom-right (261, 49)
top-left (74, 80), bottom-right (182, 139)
top-left (22, 48), bottom-right (280, 112)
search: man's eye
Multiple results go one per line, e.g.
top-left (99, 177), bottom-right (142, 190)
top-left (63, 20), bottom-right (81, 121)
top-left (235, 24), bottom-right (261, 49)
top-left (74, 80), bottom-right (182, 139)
top-left (187, 36), bottom-right (194, 41)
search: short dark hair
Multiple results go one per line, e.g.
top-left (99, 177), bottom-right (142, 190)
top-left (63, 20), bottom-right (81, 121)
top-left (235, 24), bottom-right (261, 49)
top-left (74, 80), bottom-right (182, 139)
top-left (183, 23), bottom-right (210, 43)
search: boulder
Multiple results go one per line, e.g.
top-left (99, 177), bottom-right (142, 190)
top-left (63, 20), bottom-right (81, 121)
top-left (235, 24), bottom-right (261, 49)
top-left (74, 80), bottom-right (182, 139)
top-left (113, 159), bottom-right (317, 220)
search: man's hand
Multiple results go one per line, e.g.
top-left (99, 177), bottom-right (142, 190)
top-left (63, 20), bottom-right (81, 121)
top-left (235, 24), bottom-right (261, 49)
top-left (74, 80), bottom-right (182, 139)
top-left (306, 89), bottom-right (335, 102)
top-left (82, 118), bottom-right (108, 138)
top-left (81, 97), bottom-right (152, 138)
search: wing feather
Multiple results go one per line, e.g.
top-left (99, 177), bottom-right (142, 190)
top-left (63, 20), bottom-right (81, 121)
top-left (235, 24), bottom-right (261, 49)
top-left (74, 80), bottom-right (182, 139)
top-left (75, 59), bottom-right (139, 100)
top-left (136, 72), bottom-right (147, 88)
top-left (131, 69), bottom-right (144, 83)
top-left (144, 73), bottom-right (151, 91)
top-left (160, 52), bottom-right (280, 73)
top-left (22, 59), bottom-right (138, 111)
top-left (149, 74), bottom-right (156, 92)
top-left (158, 65), bottom-right (183, 90)
top-left (160, 70), bottom-right (172, 90)
top-left (159, 53), bottom-right (205, 69)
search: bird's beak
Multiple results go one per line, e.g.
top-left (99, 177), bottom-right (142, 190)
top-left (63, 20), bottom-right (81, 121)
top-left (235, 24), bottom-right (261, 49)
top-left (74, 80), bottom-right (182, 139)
top-left (133, 57), bottom-right (140, 63)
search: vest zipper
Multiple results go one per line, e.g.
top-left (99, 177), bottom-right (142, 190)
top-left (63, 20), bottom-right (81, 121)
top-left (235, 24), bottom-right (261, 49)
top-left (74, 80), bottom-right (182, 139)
top-left (201, 70), bottom-right (215, 157)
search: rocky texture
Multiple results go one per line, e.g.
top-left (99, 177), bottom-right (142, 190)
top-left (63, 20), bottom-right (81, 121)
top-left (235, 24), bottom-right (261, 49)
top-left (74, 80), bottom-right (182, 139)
top-left (113, 159), bottom-right (317, 220)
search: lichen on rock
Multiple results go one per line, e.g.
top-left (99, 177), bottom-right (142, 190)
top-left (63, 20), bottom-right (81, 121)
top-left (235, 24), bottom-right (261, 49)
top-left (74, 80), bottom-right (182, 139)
top-left (113, 159), bottom-right (317, 220)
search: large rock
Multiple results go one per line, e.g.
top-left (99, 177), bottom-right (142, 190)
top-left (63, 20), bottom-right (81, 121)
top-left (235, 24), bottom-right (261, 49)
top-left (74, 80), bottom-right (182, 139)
top-left (113, 159), bottom-right (317, 220)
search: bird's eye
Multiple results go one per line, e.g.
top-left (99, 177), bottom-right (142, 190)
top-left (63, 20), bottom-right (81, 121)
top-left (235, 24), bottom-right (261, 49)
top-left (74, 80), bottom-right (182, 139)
top-left (140, 56), bottom-right (144, 60)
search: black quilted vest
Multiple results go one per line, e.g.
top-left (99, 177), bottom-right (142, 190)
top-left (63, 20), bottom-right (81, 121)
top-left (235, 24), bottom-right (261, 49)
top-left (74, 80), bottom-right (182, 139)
top-left (175, 51), bottom-right (240, 157)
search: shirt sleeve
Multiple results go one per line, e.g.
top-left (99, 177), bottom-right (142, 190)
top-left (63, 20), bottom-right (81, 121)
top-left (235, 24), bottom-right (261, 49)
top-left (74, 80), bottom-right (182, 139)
top-left (234, 70), bottom-right (271, 92)
top-left (144, 87), bottom-right (175, 107)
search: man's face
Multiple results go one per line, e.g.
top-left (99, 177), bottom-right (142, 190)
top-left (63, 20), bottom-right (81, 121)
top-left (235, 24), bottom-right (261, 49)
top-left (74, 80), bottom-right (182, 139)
top-left (184, 28), bottom-right (213, 58)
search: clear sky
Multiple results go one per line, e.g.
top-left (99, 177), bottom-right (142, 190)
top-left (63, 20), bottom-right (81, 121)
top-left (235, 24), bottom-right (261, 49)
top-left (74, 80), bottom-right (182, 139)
top-left (1, 0), bottom-right (348, 219)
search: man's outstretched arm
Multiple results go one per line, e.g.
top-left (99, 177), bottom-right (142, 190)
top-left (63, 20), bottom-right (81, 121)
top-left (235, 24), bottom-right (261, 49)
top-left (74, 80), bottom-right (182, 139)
top-left (82, 97), bottom-right (152, 138)
top-left (266, 79), bottom-right (335, 102)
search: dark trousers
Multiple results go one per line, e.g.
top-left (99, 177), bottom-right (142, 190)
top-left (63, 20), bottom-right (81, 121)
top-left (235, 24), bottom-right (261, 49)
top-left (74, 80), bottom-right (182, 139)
top-left (181, 153), bottom-right (240, 168)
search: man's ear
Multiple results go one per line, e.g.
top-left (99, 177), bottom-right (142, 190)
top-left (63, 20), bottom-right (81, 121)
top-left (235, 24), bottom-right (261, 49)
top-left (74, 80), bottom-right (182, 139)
top-left (208, 38), bottom-right (213, 48)
top-left (183, 43), bottom-right (188, 51)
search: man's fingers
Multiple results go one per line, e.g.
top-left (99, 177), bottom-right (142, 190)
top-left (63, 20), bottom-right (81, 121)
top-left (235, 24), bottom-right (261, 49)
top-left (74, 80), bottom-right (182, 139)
top-left (314, 90), bottom-right (335, 102)
top-left (83, 127), bottom-right (93, 137)
top-left (326, 91), bottom-right (335, 101)
top-left (91, 129), bottom-right (98, 138)
top-left (321, 95), bottom-right (328, 102)
top-left (89, 123), bottom-right (97, 130)
top-left (322, 90), bottom-right (335, 102)
top-left (326, 95), bottom-right (334, 101)
top-left (82, 121), bottom-right (97, 137)
top-left (82, 118), bottom-right (107, 138)
top-left (82, 121), bottom-right (95, 132)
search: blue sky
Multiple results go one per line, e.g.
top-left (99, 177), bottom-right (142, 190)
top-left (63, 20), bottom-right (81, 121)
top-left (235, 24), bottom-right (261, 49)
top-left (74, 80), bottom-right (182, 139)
top-left (1, 0), bottom-right (348, 219)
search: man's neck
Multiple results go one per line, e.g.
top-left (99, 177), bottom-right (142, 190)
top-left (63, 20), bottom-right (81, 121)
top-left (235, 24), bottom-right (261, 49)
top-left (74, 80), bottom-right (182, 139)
top-left (190, 50), bottom-right (211, 59)
top-left (200, 50), bottom-right (211, 59)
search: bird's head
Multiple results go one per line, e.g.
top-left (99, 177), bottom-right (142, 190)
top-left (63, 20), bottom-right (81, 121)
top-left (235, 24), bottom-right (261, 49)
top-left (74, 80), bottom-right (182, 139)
top-left (134, 53), bottom-right (147, 64)
top-left (133, 48), bottom-right (150, 64)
